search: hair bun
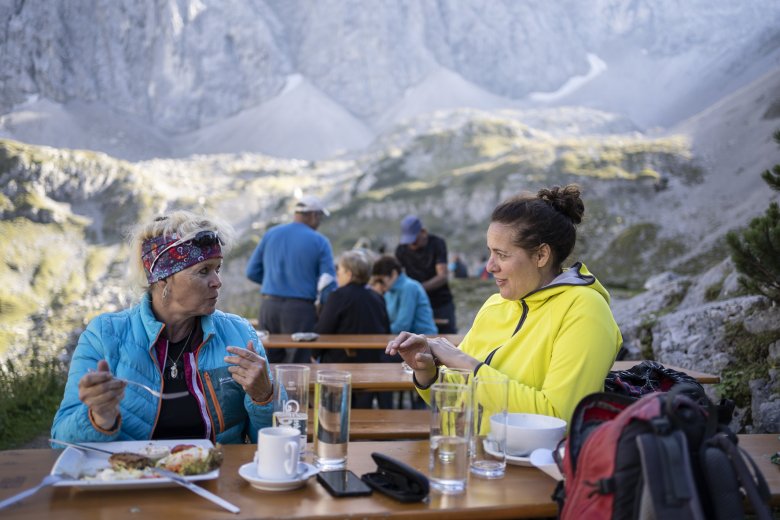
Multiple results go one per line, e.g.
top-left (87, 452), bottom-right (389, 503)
top-left (537, 184), bottom-right (584, 225)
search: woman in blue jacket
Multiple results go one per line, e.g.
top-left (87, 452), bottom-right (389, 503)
top-left (52, 210), bottom-right (274, 443)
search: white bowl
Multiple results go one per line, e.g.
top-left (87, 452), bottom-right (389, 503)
top-left (490, 413), bottom-right (566, 457)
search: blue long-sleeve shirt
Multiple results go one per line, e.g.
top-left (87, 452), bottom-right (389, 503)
top-left (246, 222), bottom-right (336, 300)
top-left (384, 272), bottom-right (438, 334)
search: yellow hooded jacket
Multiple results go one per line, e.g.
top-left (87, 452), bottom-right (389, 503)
top-left (420, 262), bottom-right (622, 424)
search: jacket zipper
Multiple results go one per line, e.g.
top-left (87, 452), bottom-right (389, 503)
top-left (148, 326), bottom-right (165, 438)
top-left (484, 301), bottom-right (529, 366)
top-left (194, 335), bottom-right (217, 443)
top-left (203, 372), bottom-right (226, 433)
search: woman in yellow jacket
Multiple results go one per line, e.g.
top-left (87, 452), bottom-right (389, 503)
top-left (386, 184), bottom-right (622, 424)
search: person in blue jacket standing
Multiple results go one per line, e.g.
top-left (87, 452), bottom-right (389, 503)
top-left (52, 210), bottom-right (274, 443)
top-left (246, 195), bottom-right (336, 363)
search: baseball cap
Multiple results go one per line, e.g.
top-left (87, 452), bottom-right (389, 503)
top-left (295, 195), bottom-right (330, 216)
top-left (399, 215), bottom-right (423, 245)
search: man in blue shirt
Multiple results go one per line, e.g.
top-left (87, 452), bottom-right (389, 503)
top-left (246, 195), bottom-right (336, 363)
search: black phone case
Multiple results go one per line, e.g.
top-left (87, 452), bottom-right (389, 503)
top-left (361, 452), bottom-right (429, 503)
top-left (317, 470), bottom-right (373, 498)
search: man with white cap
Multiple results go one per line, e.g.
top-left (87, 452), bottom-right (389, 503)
top-left (246, 195), bottom-right (336, 363)
top-left (395, 215), bottom-right (457, 334)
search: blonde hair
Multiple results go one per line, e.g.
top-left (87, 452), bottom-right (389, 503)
top-left (338, 249), bottom-right (373, 285)
top-left (127, 210), bottom-right (235, 290)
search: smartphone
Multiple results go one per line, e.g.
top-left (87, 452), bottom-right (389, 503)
top-left (317, 470), bottom-right (373, 498)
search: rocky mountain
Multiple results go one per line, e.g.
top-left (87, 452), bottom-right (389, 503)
top-left (3, 63), bottom-right (779, 429)
top-left (0, 0), bottom-right (778, 159)
top-left (1, 1), bottom-right (779, 433)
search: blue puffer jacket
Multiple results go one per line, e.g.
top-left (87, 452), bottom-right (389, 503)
top-left (51, 293), bottom-right (273, 444)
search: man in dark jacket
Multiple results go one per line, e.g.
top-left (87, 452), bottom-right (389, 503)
top-left (394, 215), bottom-right (457, 334)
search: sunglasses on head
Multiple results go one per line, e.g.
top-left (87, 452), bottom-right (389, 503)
top-left (149, 230), bottom-right (223, 274)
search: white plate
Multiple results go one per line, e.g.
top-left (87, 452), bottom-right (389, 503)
top-left (483, 440), bottom-right (533, 467)
top-left (51, 439), bottom-right (219, 490)
top-left (238, 462), bottom-right (318, 492)
top-left (291, 332), bottom-right (319, 342)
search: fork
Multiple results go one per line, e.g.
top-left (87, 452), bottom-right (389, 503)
top-left (86, 367), bottom-right (179, 400)
top-left (115, 378), bottom-right (174, 399)
top-left (0, 474), bottom-right (65, 511)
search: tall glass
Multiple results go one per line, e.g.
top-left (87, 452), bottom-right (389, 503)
top-left (429, 383), bottom-right (471, 494)
top-left (313, 370), bottom-right (351, 470)
top-left (470, 373), bottom-right (508, 478)
top-left (273, 365), bottom-right (310, 454)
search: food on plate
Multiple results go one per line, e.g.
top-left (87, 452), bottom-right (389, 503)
top-left (85, 467), bottom-right (157, 481)
top-left (170, 443), bottom-right (196, 454)
top-left (140, 443), bottom-right (171, 462)
top-left (157, 444), bottom-right (224, 475)
top-left (108, 452), bottom-right (153, 470)
top-left (83, 443), bottom-right (223, 481)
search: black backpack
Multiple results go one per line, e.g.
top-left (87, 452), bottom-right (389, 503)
top-left (553, 386), bottom-right (773, 520)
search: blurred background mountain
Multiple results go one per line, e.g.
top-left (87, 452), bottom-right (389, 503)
top-left (1, 0), bottom-right (779, 437)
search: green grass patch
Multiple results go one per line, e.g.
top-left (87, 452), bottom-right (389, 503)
top-left (32, 252), bottom-right (65, 298)
top-left (224, 236), bottom-right (262, 262)
top-left (0, 354), bottom-right (67, 450)
top-left (449, 277), bottom-right (499, 333)
top-left (0, 292), bottom-right (38, 325)
top-left (591, 223), bottom-right (687, 289)
top-left (674, 236), bottom-right (730, 276)
top-left (704, 280), bottom-right (725, 302)
top-left (717, 322), bottom-right (780, 423)
top-left (85, 247), bottom-right (113, 284)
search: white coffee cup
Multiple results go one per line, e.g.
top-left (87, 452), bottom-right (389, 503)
top-left (255, 426), bottom-right (301, 480)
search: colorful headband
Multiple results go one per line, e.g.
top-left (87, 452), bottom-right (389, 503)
top-left (141, 230), bottom-right (223, 284)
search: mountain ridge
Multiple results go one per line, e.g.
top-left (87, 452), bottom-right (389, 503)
top-left (1, 0), bottom-right (778, 160)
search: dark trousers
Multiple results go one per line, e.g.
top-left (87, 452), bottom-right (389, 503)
top-left (433, 300), bottom-right (457, 334)
top-left (258, 296), bottom-right (317, 363)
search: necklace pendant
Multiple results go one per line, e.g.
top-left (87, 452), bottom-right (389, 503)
top-left (170, 363), bottom-right (178, 379)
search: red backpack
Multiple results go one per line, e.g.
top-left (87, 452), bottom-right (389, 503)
top-left (554, 388), bottom-right (773, 520)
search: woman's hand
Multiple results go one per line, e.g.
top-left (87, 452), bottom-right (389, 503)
top-left (426, 337), bottom-right (480, 372)
top-left (78, 360), bottom-right (125, 430)
top-left (225, 340), bottom-right (273, 403)
top-left (386, 332), bottom-right (437, 386)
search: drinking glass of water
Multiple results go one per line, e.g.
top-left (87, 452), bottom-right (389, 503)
top-left (273, 365), bottom-right (310, 455)
top-left (470, 373), bottom-right (508, 479)
top-left (429, 382), bottom-right (472, 494)
top-left (313, 370), bottom-right (351, 470)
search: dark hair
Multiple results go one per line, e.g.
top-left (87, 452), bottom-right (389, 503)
top-left (371, 255), bottom-right (402, 277)
top-left (490, 184), bottom-right (584, 269)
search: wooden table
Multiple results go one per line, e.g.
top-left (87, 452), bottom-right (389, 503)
top-left (285, 361), bottom-right (719, 392)
top-left (262, 333), bottom-right (464, 350)
top-left (319, 409), bottom-right (430, 440)
top-left (1, 435), bottom-right (777, 519)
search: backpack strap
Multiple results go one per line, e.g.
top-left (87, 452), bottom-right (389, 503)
top-left (708, 433), bottom-right (773, 520)
top-left (701, 437), bottom-right (748, 520)
top-left (636, 430), bottom-right (706, 520)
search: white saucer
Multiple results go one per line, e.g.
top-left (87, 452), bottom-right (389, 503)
top-left (483, 440), bottom-right (533, 467)
top-left (529, 448), bottom-right (564, 481)
top-left (238, 462), bottom-right (319, 491)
